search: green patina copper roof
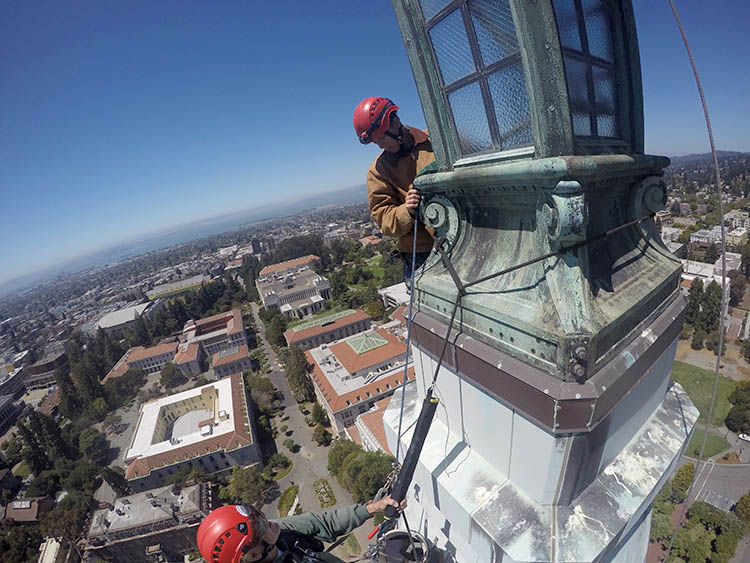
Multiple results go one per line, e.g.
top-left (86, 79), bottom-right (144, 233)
top-left (292, 309), bottom-right (357, 333)
top-left (346, 332), bottom-right (388, 355)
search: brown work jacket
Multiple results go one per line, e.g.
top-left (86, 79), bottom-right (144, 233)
top-left (366, 127), bottom-right (435, 253)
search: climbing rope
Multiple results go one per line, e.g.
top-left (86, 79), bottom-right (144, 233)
top-left (664, 0), bottom-right (728, 557)
top-left (394, 213), bottom-right (420, 464)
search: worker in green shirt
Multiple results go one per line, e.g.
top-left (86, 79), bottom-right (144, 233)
top-left (197, 495), bottom-right (404, 562)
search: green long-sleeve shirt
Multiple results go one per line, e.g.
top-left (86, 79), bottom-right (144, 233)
top-left (271, 504), bottom-right (372, 562)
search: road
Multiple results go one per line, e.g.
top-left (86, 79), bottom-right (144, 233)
top-left (689, 458), bottom-right (750, 505)
top-left (683, 457), bottom-right (750, 563)
top-left (249, 303), bottom-right (376, 556)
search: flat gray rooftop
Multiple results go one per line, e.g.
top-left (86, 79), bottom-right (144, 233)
top-left (88, 483), bottom-right (203, 539)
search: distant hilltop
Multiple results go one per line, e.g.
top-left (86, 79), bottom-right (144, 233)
top-left (0, 184), bottom-right (367, 299)
top-left (668, 150), bottom-right (748, 165)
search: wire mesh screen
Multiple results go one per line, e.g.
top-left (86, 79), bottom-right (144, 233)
top-left (448, 82), bottom-right (492, 154)
top-left (429, 10), bottom-right (476, 85)
top-left (488, 64), bottom-right (533, 149)
top-left (552, 0), bottom-right (582, 51)
top-left (423, 1), bottom-right (533, 159)
top-left (593, 65), bottom-right (617, 137)
top-left (468, 0), bottom-right (518, 66)
top-left (552, 0), bottom-right (620, 139)
top-left (420, 0), bottom-right (452, 21)
top-left (581, 0), bottom-right (614, 62)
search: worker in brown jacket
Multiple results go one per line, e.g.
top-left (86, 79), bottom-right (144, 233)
top-left (353, 97), bottom-right (434, 284)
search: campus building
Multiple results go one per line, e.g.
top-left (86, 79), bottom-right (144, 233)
top-left (85, 482), bottom-right (214, 563)
top-left (103, 342), bottom-right (179, 384)
top-left (23, 351), bottom-right (67, 391)
top-left (2, 496), bottom-right (54, 524)
top-left (283, 309), bottom-right (371, 349)
top-left (145, 274), bottom-right (211, 301)
top-left (212, 345), bottom-right (252, 378)
top-left (256, 262), bottom-right (331, 320)
top-left (0, 395), bottom-right (19, 433)
top-left (351, 395), bottom-right (394, 456)
top-left (126, 342), bottom-right (179, 375)
top-left (0, 367), bottom-right (26, 399)
top-left (181, 308), bottom-right (247, 355)
top-left (378, 283), bottom-right (410, 309)
top-left (305, 328), bottom-right (414, 434)
top-left (173, 342), bottom-right (205, 376)
top-left (124, 373), bottom-right (260, 491)
top-left (95, 302), bottom-right (157, 339)
top-left (258, 255), bottom-right (320, 278)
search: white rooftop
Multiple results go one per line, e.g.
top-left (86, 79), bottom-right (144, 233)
top-left (125, 378), bottom-right (235, 462)
top-left (378, 282), bottom-right (410, 306)
top-left (88, 483), bottom-right (203, 539)
top-left (308, 340), bottom-right (408, 396)
top-left (96, 303), bottom-right (150, 329)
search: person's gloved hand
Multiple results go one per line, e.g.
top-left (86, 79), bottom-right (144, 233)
top-left (405, 188), bottom-right (421, 217)
top-left (366, 495), bottom-right (407, 515)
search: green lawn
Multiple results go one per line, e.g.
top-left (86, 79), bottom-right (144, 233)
top-left (286, 307), bottom-right (348, 329)
top-left (685, 427), bottom-right (731, 459)
top-left (277, 485), bottom-right (299, 517)
top-left (13, 460), bottom-right (30, 478)
top-left (670, 361), bottom-right (734, 425)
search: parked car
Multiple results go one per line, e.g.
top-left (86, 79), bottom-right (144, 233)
top-left (738, 433), bottom-right (750, 443)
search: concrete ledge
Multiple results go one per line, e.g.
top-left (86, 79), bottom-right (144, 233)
top-left (385, 382), bottom-right (698, 562)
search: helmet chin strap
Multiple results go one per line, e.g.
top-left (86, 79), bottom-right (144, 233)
top-left (384, 126), bottom-right (404, 144)
top-left (387, 125), bottom-right (417, 158)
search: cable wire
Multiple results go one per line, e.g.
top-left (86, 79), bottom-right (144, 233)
top-left (664, 0), bottom-right (727, 558)
top-left (395, 213), bottom-right (420, 463)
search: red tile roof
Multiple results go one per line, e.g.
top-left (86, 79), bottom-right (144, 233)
top-left (3, 496), bottom-right (54, 522)
top-left (359, 236), bottom-right (384, 246)
top-left (283, 309), bottom-right (370, 346)
top-left (306, 348), bottom-right (414, 414)
top-left (174, 343), bottom-right (200, 365)
top-left (212, 345), bottom-right (248, 367)
top-left (101, 351), bottom-right (132, 384)
top-left (359, 396), bottom-right (393, 456)
top-left (127, 342), bottom-right (177, 363)
top-left (391, 306), bottom-right (407, 326)
top-left (328, 328), bottom-right (406, 374)
top-left (192, 308), bottom-right (243, 336)
top-left (259, 255), bottom-right (319, 276)
top-left (126, 372), bottom-right (253, 480)
top-left (346, 425), bottom-right (363, 446)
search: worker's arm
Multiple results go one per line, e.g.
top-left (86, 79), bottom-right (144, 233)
top-left (274, 498), bottom-right (404, 543)
top-left (274, 504), bottom-right (371, 543)
top-left (367, 168), bottom-right (416, 240)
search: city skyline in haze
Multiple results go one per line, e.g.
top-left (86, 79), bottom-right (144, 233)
top-left (1, 0), bottom-right (748, 287)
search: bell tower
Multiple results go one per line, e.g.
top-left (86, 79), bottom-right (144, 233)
top-left (383, 1), bottom-right (699, 561)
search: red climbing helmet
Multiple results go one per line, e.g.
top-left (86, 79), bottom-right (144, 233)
top-left (353, 97), bottom-right (399, 144)
top-left (196, 504), bottom-right (269, 563)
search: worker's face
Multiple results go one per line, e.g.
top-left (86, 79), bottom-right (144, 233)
top-left (373, 116), bottom-right (402, 153)
top-left (240, 521), bottom-right (281, 563)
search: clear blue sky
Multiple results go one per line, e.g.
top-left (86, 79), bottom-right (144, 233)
top-left (1, 1), bottom-right (748, 285)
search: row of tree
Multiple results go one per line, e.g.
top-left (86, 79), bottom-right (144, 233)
top-left (684, 279), bottom-right (725, 353)
top-left (281, 346), bottom-right (316, 403)
top-left (651, 463), bottom-right (749, 562)
top-left (327, 439), bottom-right (395, 503)
top-left (0, 409), bottom-right (128, 555)
top-left (130, 276), bottom-right (250, 347)
top-left (726, 380), bottom-right (750, 434)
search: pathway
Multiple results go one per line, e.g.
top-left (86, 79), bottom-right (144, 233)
top-left (250, 303), bottom-right (375, 556)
